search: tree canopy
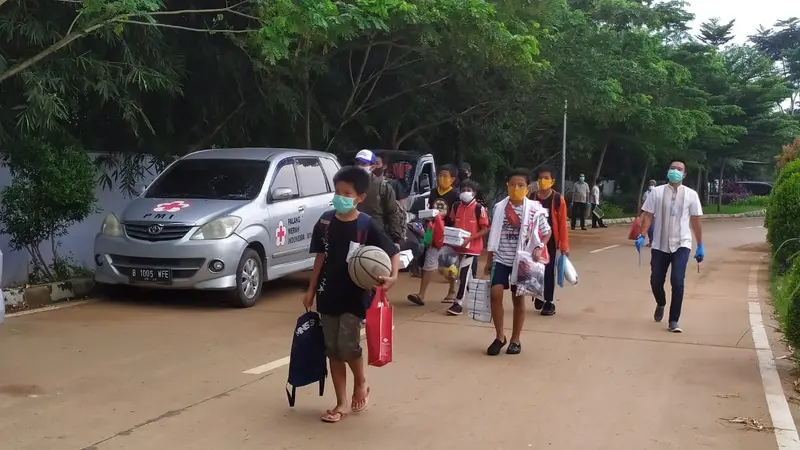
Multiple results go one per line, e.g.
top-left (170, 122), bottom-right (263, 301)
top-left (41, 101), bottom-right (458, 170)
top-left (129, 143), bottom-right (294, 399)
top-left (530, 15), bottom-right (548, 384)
top-left (1, 0), bottom-right (799, 196)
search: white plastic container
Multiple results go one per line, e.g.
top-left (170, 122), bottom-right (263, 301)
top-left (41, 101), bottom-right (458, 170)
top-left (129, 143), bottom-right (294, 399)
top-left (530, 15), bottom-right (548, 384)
top-left (418, 209), bottom-right (439, 219)
top-left (443, 227), bottom-right (471, 247)
top-left (467, 279), bottom-right (492, 323)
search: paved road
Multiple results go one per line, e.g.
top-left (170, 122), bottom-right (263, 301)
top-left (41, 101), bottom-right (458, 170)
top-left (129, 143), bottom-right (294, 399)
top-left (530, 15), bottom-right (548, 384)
top-left (0, 218), bottom-right (790, 449)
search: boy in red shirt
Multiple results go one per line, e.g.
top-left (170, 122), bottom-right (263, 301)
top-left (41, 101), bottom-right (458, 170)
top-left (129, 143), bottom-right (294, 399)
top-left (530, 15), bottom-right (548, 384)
top-left (446, 180), bottom-right (490, 315)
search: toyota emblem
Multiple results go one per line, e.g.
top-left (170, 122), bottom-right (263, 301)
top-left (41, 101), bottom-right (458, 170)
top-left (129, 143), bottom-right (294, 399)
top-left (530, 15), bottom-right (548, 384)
top-left (147, 224), bottom-right (163, 235)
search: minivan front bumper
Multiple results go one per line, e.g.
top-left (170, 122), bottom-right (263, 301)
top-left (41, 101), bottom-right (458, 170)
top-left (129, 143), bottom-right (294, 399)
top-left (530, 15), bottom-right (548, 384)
top-left (93, 232), bottom-right (250, 290)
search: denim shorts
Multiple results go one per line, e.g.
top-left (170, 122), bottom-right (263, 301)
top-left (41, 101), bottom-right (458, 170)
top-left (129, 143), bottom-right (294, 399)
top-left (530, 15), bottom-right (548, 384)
top-left (490, 262), bottom-right (518, 295)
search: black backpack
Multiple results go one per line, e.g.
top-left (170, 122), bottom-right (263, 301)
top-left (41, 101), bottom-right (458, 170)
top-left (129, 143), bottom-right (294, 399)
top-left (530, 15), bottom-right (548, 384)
top-left (286, 310), bottom-right (327, 407)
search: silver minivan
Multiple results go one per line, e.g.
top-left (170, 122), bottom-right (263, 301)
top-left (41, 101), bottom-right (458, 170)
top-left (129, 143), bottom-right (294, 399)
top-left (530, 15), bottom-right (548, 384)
top-left (93, 148), bottom-right (341, 307)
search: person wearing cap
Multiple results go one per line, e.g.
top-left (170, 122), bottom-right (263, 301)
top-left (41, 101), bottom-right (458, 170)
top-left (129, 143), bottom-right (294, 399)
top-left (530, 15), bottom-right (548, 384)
top-left (571, 173), bottom-right (590, 230)
top-left (353, 150), bottom-right (405, 246)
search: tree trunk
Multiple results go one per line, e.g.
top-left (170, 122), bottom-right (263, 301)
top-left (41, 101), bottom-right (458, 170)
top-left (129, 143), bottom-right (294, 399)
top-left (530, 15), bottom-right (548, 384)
top-left (304, 86), bottom-right (312, 149)
top-left (636, 158), bottom-right (649, 213)
top-left (695, 168), bottom-right (703, 204)
top-left (592, 140), bottom-right (609, 185)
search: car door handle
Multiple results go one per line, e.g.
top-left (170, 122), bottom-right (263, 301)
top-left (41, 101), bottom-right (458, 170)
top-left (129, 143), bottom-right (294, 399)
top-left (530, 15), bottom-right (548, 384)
top-left (298, 206), bottom-right (305, 212)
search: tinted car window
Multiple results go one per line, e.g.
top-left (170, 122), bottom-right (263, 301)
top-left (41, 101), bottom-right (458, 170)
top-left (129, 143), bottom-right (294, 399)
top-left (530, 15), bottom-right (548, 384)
top-left (296, 158), bottom-right (328, 196)
top-left (272, 161), bottom-right (299, 198)
top-left (145, 159), bottom-right (268, 200)
top-left (319, 157), bottom-right (339, 189)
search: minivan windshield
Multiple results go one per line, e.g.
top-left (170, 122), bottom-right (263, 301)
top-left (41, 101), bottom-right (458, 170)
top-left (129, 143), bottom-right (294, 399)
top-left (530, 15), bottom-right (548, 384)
top-left (145, 159), bottom-right (269, 200)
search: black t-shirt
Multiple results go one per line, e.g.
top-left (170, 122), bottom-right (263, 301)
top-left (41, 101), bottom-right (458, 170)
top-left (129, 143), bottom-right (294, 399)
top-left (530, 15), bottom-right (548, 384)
top-left (536, 192), bottom-right (554, 227)
top-left (309, 214), bottom-right (399, 318)
top-left (429, 188), bottom-right (460, 226)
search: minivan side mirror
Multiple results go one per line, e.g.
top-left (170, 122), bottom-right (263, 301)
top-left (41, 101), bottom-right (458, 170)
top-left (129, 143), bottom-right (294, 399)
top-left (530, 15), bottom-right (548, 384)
top-left (271, 187), bottom-right (295, 201)
top-left (418, 174), bottom-right (431, 192)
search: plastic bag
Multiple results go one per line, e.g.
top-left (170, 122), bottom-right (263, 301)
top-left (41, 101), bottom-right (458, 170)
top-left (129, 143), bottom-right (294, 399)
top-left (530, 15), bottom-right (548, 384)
top-left (557, 253), bottom-right (566, 288)
top-left (628, 217), bottom-right (642, 240)
top-left (563, 256), bottom-right (578, 285)
top-left (467, 279), bottom-right (492, 323)
top-left (366, 287), bottom-right (393, 367)
top-left (511, 250), bottom-right (546, 298)
top-left (438, 246), bottom-right (457, 268)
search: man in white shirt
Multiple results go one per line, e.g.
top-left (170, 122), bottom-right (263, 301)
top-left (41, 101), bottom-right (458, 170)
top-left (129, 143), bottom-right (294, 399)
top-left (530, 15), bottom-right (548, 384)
top-left (590, 179), bottom-right (606, 228)
top-left (636, 160), bottom-right (705, 333)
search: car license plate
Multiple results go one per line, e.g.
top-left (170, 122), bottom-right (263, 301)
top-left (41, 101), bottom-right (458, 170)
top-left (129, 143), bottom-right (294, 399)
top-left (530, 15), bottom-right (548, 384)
top-left (130, 268), bottom-right (172, 285)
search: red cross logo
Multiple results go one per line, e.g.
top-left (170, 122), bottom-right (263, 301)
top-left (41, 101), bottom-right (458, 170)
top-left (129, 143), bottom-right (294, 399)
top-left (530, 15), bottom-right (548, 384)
top-left (153, 201), bottom-right (190, 213)
top-left (275, 221), bottom-right (286, 247)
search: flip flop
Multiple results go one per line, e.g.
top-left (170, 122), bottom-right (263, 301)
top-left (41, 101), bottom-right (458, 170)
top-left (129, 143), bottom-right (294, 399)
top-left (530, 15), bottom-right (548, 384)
top-left (321, 410), bottom-right (346, 423)
top-left (441, 295), bottom-right (455, 303)
top-left (351, 387), bottom-right (370, 413)
top-left (407, 294), bottom-right (424, 306)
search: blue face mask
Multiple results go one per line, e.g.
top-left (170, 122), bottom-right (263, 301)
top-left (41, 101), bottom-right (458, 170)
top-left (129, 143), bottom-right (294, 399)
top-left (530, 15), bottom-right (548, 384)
top-left (332, 195), bottom-right (356, 213)
top-left (667, 169), bottom-right (683, 183)
top-left (579, 177), bottom-right (585, 182)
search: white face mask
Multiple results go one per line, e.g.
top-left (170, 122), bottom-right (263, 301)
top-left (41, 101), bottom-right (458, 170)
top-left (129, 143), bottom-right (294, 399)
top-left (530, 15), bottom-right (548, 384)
top-left (359, 165), bottom-right (372, 174)
top-left (648, 186), bottom-right (654, 191)
top-left (459, 191), bottom-right (475, 203)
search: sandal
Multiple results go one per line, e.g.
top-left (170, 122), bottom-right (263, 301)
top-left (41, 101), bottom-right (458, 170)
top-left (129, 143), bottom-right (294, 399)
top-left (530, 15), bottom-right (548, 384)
top-left (441, 295), bottom-right (456, 303)
top-left (351, 387), bottom-right (371, 413)
top-left (407, 294), bottom-right (425, 306)
top-left (321, 410), bottom-right (346, 423)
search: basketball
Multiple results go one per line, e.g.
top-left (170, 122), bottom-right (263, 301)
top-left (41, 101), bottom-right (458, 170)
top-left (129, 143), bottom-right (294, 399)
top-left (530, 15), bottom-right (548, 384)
top-left (348, 245), bottom-right (392, 290)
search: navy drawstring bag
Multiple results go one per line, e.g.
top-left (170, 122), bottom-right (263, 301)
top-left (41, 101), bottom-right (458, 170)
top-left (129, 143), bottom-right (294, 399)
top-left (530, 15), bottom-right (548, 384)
top-left (286, 310), bottom-right (327, 407)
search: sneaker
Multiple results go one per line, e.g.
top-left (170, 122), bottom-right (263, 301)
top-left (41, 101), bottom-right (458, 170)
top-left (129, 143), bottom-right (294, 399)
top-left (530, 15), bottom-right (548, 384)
top-left (506, 342), bottom-right (522, 355)
top-left (668, 322), bottom-right (682, 333)
top-left (533, 298), bottom-right (544, 311)
top-left (446, 303), bottom-right (463, 316)
top-left (487, 338), bottom-right (507, 356)
top-left (541, 301), bottom-right (556, 316)
top-left (581, 227), bottom-right (588, 230)
top-left (654, 305), bottom-right (665, 322)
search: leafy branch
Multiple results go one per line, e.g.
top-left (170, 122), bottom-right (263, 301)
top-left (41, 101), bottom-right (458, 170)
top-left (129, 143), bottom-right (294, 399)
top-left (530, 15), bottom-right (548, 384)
top-left (0, 1), bottom-right (260, 84)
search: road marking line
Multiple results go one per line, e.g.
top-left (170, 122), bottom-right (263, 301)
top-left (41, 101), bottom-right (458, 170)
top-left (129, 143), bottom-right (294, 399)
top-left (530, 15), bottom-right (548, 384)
top-left (5, 299), bottom-right (97, 318)
top-left (589, 244), bottom-right (620, 254)
top-left (739, 226), bottom-right (764, 230)
top-left (748, 267), bottom-right (800, 449)
top-left (242, 328), bottom-right (367, 375)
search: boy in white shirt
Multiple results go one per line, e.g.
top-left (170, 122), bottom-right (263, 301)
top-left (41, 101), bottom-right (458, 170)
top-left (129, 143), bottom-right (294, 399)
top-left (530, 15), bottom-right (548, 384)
top-left (636, 160), bottom-right (704, 333)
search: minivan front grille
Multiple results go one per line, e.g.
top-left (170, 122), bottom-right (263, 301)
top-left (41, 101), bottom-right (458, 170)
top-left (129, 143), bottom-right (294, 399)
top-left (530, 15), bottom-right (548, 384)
top-left (124, 223), bottom-right (193, 242)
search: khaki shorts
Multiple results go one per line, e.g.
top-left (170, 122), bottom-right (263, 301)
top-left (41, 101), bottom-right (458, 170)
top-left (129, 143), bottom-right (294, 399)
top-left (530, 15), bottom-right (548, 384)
top-left (423, 246), bottom-right (443, 271)
top-left (320, 313), bottom-right (363, 361)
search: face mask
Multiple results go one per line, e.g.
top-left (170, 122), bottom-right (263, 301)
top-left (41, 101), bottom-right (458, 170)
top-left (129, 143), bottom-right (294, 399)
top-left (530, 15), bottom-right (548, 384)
top-left (438, 176), bottom-right (452, 190)
top-left (579, 177), bottom-right (585, 182)
top-left (332, 195), bottom-right (356, 214)
top-left (372, 167), bottom-right (384, 177)
top-left (360, 166), bottom-right (372, 174)
top-left (538, 178), bottom-right (554, 191)
top-left (648, 186), bottom-right (654, 191)
top-left (508, 186), bottom-right (528, 201)
top-left (667, 169), bottom-right (683, 183)
top-left (459, 191), bottom-right (474, 203)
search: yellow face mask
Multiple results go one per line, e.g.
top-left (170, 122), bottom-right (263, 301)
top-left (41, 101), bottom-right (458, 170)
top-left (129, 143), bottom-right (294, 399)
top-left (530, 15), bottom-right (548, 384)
top-left (438, 176), bottom-right (453, 192)
top-left (538, 178), bottom-right (554, 191)
top-left (507, 185), bottom-right (528, 201)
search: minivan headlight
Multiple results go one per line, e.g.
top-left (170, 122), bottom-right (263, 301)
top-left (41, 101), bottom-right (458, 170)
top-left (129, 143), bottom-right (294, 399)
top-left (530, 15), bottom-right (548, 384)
top-left (101, 213), bottom-right (123, 237)
top-left (191, 216), bottom-right (242, 240)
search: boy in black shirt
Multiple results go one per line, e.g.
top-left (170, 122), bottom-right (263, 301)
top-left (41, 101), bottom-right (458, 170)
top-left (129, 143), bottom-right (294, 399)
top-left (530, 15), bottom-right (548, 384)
top-left (304, 166), bottom-right (400, 423)
top-left (407, 165), bottom-right (460, 305)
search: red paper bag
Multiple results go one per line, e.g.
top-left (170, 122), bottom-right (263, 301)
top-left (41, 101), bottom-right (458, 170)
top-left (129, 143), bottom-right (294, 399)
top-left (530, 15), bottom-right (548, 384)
top-left (627, 217), bottom-right (642, 240)
top-left (366, 287), bottom-right (393, 367)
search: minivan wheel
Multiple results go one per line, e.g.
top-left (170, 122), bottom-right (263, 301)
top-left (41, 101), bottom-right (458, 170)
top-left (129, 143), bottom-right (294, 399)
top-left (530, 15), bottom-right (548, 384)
top-left (229, 249), bottom-right (263, 308)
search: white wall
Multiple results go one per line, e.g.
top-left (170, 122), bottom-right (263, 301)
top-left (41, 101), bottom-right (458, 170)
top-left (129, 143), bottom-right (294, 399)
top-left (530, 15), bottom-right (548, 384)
top-left (0, 153), bottom-right (159, 287)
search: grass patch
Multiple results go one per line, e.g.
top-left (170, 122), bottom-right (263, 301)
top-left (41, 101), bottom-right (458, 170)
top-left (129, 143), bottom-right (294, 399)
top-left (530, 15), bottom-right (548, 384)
top-left (771, 267), bottom-right (791, 333)
top-left (703, 204), bottom-right (765, 215)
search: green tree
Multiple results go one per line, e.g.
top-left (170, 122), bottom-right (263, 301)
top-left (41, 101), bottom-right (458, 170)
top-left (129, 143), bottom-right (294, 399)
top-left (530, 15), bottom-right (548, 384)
top-left (697, 17), bottom-right (735, 47)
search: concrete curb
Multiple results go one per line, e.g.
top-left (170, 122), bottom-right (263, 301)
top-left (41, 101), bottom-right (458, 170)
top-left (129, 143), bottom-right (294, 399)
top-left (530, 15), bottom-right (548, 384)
top-left (602, 209), bottom-right (766, 225)
top-left (3, 278), bottom-right (95, 309)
